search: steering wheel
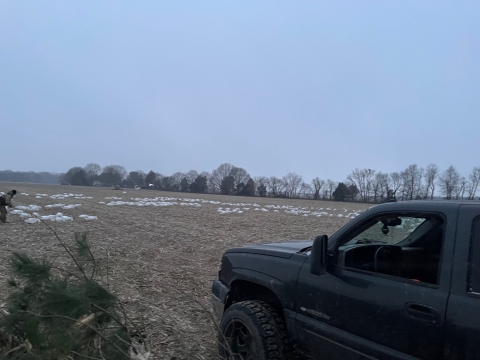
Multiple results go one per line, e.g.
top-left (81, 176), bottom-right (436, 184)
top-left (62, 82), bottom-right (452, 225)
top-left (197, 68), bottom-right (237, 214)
top-left (374, 246), bottom-right (401, 275)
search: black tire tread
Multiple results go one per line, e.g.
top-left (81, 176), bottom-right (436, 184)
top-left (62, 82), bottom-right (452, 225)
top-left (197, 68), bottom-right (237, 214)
top-left (219, 300), bottom-right (292, 360)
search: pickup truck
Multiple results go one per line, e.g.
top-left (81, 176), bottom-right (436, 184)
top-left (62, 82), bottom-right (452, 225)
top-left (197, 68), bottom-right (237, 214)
top-left (212, 200), bottom-right (480, 360)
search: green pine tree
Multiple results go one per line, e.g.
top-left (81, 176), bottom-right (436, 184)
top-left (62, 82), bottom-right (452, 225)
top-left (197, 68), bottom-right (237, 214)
top-left (0, 232), bottom-right (146, 359)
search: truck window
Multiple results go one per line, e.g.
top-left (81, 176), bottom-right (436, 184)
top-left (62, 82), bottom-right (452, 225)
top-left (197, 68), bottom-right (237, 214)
top-left (468, 217), bottom-right (480, 294)
top-left (348, 216), bottom-right (426, 245)
top-left (337, 214), bottom-right (444, 285)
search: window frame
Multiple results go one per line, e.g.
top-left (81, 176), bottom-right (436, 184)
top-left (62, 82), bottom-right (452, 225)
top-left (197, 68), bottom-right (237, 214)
top-left (332, 211), bottom-right (446, 288)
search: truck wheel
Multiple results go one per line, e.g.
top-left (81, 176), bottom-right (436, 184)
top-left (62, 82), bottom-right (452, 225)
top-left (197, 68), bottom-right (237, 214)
top-left (219, 300), bottom-right (290, 360)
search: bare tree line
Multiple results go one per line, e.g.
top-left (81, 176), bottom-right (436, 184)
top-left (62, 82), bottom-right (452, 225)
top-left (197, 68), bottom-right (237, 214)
top-left (56, 162), bottom-right (480, 202)
top-left (0, 170), bottom-right (60, 184)
top-left (345, 164), bottom-right (480, 202)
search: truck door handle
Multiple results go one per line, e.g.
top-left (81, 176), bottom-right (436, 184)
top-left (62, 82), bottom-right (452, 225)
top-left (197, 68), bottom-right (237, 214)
top-left (406, 303), bottom-right (439, 325)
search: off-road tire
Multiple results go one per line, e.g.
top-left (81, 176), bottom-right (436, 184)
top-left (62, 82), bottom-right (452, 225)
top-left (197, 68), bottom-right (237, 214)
top-left (219, 300), bottom-right (291, 360)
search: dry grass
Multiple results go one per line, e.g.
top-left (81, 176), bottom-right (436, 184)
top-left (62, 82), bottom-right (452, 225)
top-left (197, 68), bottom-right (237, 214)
top-left (0, 182), bottom-right (369, 359)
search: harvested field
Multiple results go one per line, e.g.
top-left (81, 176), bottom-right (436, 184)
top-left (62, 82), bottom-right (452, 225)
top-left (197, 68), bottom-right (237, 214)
top-left (0, 182), bottom-right (370, 359)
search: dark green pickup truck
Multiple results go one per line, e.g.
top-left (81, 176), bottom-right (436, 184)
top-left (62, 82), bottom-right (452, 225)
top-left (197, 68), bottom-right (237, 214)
top-left (212, 200), bottom-right (480, 360)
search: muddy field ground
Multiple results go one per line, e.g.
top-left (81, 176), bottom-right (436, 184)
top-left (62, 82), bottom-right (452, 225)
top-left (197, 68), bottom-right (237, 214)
top-left (0, 182), bottom-right (370, 359)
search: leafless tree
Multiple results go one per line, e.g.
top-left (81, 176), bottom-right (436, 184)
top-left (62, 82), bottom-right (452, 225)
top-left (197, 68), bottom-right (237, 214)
top-left (371, 174), bottom-right (380, 203)
top-left (326, 179), bottom-right (337, 200)
top-left (283, 172), bottom-right (303, 198)
top-left (266, 176), bottom-right (283, 197)
top-left (377, 173), bottom-right (392, 200)
top-left (439, 165), bottom-right (460, 199)
top-left (400, 164), bottom-right (423, 200)
top-left (423, 164), bottom-right (439, 199)
top-left (253, 176), bottom-right (268, 187)
top-left (347, 168), bottom-right (376, 202)
top-left (83, 163), bottom-right (102, 180)
top-left (389, 172), bottom-right (402, 198)
top-left (311, 177), bottom-right (325, 200)
top-left (364, 169), bottom-right (376, 202)
top-left (108, 165), bottom-right (128, 180)
top-left (207, 178), bottom-right (217, 193)
top-left (186, 170), bottom-right (199, 183)
top-left (110, 165), bottom-right (127, 180)
top-left (468, 166), bottom-right (480, 200)
top-left (347, 169), bottom-right (363, 201)
top-left (372, 172), bottom-right (389, 203)
top-left (169, 172), bottom-right (185, 191)
top-left (210, 163), bottom-right (235, 193)
top-left (382, 172), bottom-right (393, 201)
top-left (322, 188), bottom-right (329, 200)
top-left (453, 177), bottom-right (468, 200)
top-left (229, 167), bottom-right (250, 190)
top-left (299, 182), bottom-right (312, 198)
top-left (253, 176), bottom-right (268, 196)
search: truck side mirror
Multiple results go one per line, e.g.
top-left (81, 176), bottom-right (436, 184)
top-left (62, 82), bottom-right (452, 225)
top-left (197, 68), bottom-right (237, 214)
top-left (310, 235), bottom-right (328, 276)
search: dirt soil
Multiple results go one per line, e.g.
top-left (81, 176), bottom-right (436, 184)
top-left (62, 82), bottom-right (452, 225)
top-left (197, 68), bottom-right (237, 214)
top-left (0, 182), bottom-right (370, 359)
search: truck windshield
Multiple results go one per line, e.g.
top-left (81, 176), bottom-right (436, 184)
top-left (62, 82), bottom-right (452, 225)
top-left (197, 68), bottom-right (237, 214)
top-left (349, 217), bottom-right (427, 245)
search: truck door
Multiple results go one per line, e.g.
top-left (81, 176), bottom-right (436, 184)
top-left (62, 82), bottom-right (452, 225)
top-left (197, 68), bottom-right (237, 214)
top-left (445, 205), bottom-right (480, 359)
top-left (295, 210), bottom-right (456, 360)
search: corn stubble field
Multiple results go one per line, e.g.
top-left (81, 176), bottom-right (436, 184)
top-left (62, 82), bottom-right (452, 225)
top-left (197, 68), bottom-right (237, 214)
top-left (0, 182), bottom-right (369, 359)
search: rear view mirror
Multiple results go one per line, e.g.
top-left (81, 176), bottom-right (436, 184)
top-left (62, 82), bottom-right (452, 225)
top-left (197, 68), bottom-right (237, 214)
top-left (381, 217), bottom-right (402, 227)
top-left (310, 235), bottom-right (328, 276)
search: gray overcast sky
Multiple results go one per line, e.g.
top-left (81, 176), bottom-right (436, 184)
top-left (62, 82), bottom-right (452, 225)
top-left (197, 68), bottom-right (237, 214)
top-left (1, 1), bottom-right (479, 182)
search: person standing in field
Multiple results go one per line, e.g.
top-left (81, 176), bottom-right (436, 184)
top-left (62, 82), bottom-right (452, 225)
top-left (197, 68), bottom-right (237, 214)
top-left (0, 190), bottom-right (17, 223)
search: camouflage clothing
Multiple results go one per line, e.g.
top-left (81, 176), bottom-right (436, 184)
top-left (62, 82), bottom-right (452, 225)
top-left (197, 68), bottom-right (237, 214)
top-left (0, 191), bottom-right (15, 223)
top-left (0, 207), bottom-right (6, 223)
